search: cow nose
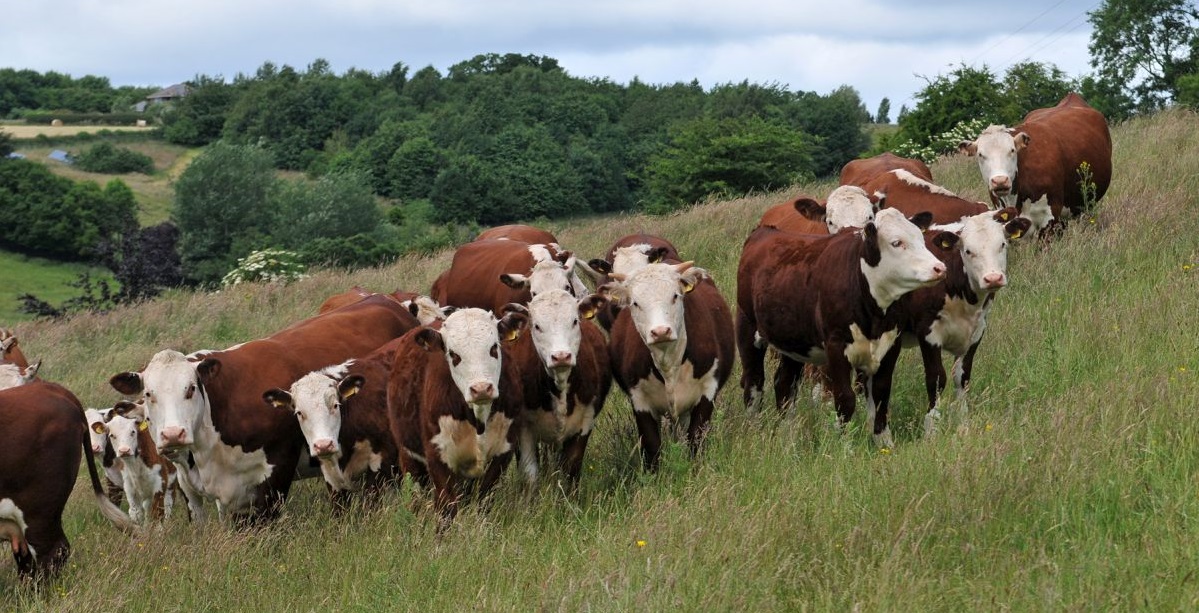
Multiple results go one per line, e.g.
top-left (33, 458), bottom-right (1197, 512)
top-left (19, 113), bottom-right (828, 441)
top-left (550, 351), bottom-right (573, 367)
top-left (160, 426), bottom-right (187, 448)
top-left (117, 446), bottom-right (133, 457)
top-left (469, 382), bottom-right (496, 402)
top-left (92, 444), bottom-right (103, 454)
top-left (649, 326), bottom-right (673, 342)
top-left (312, 439), bottom-right (337, 457)
top-left (983, 272), bottom-right (1006, 288)
top-left (990, 176), bottom-right (1011, 192)
top-left (931, 262), bottom-right (947, 278)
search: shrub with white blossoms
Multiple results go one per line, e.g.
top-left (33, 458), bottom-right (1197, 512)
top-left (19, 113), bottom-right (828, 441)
top-left (893, 118), bottom-right (991, 164)
top-left (221, 248), bottom-right (308, 287)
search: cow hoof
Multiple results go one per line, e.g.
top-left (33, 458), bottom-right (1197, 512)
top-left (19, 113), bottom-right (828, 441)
top-left (873, 428), bottom-right (894, 450)
top-left (923, 408), bottom-right (942, 438)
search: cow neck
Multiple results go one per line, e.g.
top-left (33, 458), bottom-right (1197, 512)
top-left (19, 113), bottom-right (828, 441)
top-left (940, 253), bottom-right (982, 306)
top-left (855, 262), bottom-right (897, 317)
top-left (646, 323), bottom-right (689, 389)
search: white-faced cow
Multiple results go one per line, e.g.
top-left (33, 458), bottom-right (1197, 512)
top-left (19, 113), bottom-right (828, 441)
top-left (584, 233), bottom-right (682, 331)
top-left (756, 186), bottom-right (882, 235)
top-left (0, 360), bottom-right (39, 390)
top-left (958, 92), bottom-right (1112, 231)
top-left (869, 209), bottom-right (1031, 436)
top-left (318, 287), bottom-right (451, 326)
top-left (736, 208), bottom-right (956, 448)
top-left (262, 336), bottom-right (407, 512)
top-left (431, 239), bottom-right (586, 314)
top-left (91, 403), bottom-right (185, 524)
top-left (108, 294), bottom-right (419, 522)
top-left (601, 262), bottom-right (735, 470)
top-left (861, 169), bottom-right (990, 225)
top-left (840, 152), bottom-right (934, 188)
top-left (0, 381), bottom-right (136, 580)
top-left (502, 289), bottom-right (612, 490)
top-left (386, 308), bottom-right (527, 527)
top-left (84, 407), bottom-right (125, 505)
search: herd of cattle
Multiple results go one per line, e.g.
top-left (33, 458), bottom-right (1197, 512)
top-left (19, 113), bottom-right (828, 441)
top-left (0, 93), bottom-right (1113, 581)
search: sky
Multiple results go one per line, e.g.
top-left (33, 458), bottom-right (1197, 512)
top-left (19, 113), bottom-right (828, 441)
top-left (1, 0), bottom-right (1099, 115)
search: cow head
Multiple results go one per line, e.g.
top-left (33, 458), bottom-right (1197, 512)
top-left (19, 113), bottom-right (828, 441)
top-left (950, 208), bottom-right (1032, 296)
top-left (601, 261), bottom-right (707, 348)
top-left (504, 290), bottom-right (606, 386)
top-left (860, 208), bottom-right (952, 310)
top-left (0, 331), bottom-right (29, 368)
top-left (415, 308), bottom-right (526, 424)
top-left (500, 259), bottom-right (577, 297)
top-left (824, 185), bottom-right (879, 233)
top-left (401, 295), bottom-right (454, 326)
top-left (0, 359), bottom-right (39, 390)
top-left (959, 124), bottom-right (1030, 203)
top-left (95, 404), bottom-right (149, 459)
top-left (263, 362), bottom-right (362, 461)
top-left (84, 407), bottom-right (114, 455)
top-left (110, 349), bottom-right (210, 452)
top-left (609, 243), bottom-right (674, 278)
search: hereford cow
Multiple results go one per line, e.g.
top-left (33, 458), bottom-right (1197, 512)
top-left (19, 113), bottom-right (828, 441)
top-left (91, 403), bottom-right (185, 524)
top-left (502, 289), bottom-right (612, 490)
top-left (262, 336), bottom-right (408, 511)
top-left (601, 262), bottom-right (735, 470)
top-left (0, 360), bottom-right (40, 390)
top-left (84, 407), bottom-right (125, 505)
top-left (431, 239), bottom-right (585, 314)
top-left (861, 169), bottom-right (989, 225)
top-left (386, 308), bottom-right (527, 527)
top-left (318, 287), bottom-right (450, 326)
top-left (840, 152), bottom-right (934, 188)
top-left (756, 186), bottom-right (882, 235)
top-left (958, 92), bottom-right (1113, 230)
top-left (736, 208), bottom-right (956, 448)
top-left (869, 209), bottom-right (1031, 437)
top-left (108, 294), bottom-right (419, 522)
top-left (584, 233), bottom-right (681, 331)
top-left (0, 381), bottom-right (136, 579)
top-left (474, 224), bottom-right (559, 245)
top-left (1, 329), bottom-right (28, 368)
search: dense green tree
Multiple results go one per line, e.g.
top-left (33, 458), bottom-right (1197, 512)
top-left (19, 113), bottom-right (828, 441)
top-left (792, 86), bottom-right (872, 177)
top-left (269, 170), bottom-right (382, 249)
top-left (388, 135), bottom-right (444, 201)
top-left (998, 61), bottom-right (1078, 123)
top-left (163, 75), bottom-right (236, 146)
top-left (898, 65), bottom-right (1003, 144)
top-left (1089, 0), bottom-right (1199, 112)
top-left (876, 97), bottom-right (891, 124)
top-left (0, 129), bottom-right (12, 157)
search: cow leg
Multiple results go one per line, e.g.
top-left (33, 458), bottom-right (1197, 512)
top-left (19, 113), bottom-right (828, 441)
top-left (736, 310), bottom-right (767, 410)
top-left (867, 344), bottom-right (902, 449)
top-left (772, 356), bottom-right (803, 413)
top-left (427, 460), bottom-right (462, 532)
top-left (955, 338), bottom-right (983, 414)
top-left (918, 340), bottom-right (947, 437)
top-left (23, 517), bottom-right (70, 580)
top-left (824, 347), bottom-right (857, 427)
top-left (172, 457), bottom-right (207, 523)
top-left (634, 409), bottom-right (663, 472)
top-left (104, 477), bottom-right (124, 506)
top-left (478, 450), bottom-right (514, 503)
top-left (686, 397), bottom-right (715, 459)
top-left (517, 425), bottom-right (540, 487)
top-left (558, 432), bottom-right (591, 494)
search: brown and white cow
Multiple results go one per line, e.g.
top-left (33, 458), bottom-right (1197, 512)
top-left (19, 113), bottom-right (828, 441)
top-left (861, 169), bottom-right (990, 225)
top-left (840, 152), bottom-right (934, 188)
top-left (601, 262), bottom-right (735, 470)
top-left (84, 407), bottom-right (125, 505)
top-left (736, 208), bottom-right (956, 448)
top-left (502, 289), bottom-right (612, 490)
top-left (318, 287), bottom-right (451, 326)
top-left (0, 381), bottom-right (136, 579)
top-left (0, 329), bottom-right (29, 368)
top-left (386, 308), bottom-right (527, 527)
top-left (958, 92), bottom-right (1113, 230)
top-left (91, 403), bottom-right (185, 524)
top-left (109, 294), bottom-right (419, 522)
top-left (584, 233), bottom-right (682, 331)
top-left (474, 224), bottom-right (559, 245)
top-left (869, 209), bottom-right (1031, 436)
top-left (0, 360), bottom-right (39, 390)
top-left (262, 336), bottom-right (407, 511)
top-left (431, 239), bottom-right (585, 313)
top-left (756, 186), bottom-right (882, 235)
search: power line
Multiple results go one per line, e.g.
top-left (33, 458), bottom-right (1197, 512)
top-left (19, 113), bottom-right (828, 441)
top-left (968, 0), bottom-right (1071, 66)
top-left (996, 9), bottom-right (1092, 70)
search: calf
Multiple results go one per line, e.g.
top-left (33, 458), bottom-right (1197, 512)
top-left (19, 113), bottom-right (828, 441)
top-left (263, 337), bottom-right (407, 511)
top-left (0, 381), bottom-right (135, 580)
top-left (737, 208), bottom-right (955, 447)
top-left (84, 407), bottom-right (125, 505)
top-left (91, 403), bottom-right (185, 524)
top-left (861, 169), bottom-right (989, 225)
top-left (756, 186), bottom-right (881, 235)
top-left (502, 289), bottom-right (612, 490)
top-left (601, 262), bottom-right (735, 470)
top-left (871, 209), bottom-right (1031, 435)
top-left (387, 308), bottom-right (527, 527)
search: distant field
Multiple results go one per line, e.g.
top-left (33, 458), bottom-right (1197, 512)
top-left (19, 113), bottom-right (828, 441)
top-left (2, 125), bottom-right (157, 139)
top-left (0, 251), bottom-right (113, 322)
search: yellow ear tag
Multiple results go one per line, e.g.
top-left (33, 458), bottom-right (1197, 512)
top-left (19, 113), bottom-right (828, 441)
top-left (137, 420), bottom-right (149, 432)
top-left (940, 238), bottom-right (953, 249)
top-left (343, 386), bottom-right (358, 399)
top-left (92, 423), bottom-right (105, 434)
top-left (504, 329), bottom-right (519, 342)
top-left (1010, 229), bottom-right (1024, 240)
top-left (581, 307), bottom-right (597, 320)
top-left (998, 211), bottom-right (1011, 221)
top-left (682, 281), bottom-right (696, 294)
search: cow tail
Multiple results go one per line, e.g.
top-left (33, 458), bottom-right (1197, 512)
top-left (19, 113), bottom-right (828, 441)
top-left (81, 428), bottom-right (138, 534)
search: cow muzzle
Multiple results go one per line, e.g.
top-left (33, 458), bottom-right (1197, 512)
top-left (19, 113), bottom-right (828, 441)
top-left (468, 382), bottom-right (497, 403)
top-left (982, 272), bottom-right (1006, 289)
top-left (158, 426), bottom-right (189, 450)
top-left (989, 176), bottom-right (1012, 195)
top-left (648, 325), bottom-right (675, 344)
top-left (311, 438), bottom-right (338, 457)
top-left (117, 446), bottom-right (134, 457)
top-left (549, 351), bottom-right (574, 369)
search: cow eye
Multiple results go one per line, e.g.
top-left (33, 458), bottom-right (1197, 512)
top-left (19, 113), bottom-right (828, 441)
top-left (672, 294), bottom-right (679, 303)
top-left (891, 239), bottom-right (903, 248)
top-left (489, 343), bottom-right (499, 358)
top-left (572, 319), bottom-right (578, 327)
top-left (449, 351), bottom-right (462, 366)
top-left (964, 249), bottom-right (974, 257)
top-left (632, 301), bottom-right (641, 309)
top-left (534, 324), bottom-right (542, 332)
top-left (295, 411), bottom-right (305, 420)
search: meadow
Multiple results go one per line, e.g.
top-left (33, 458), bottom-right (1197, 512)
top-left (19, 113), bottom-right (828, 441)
top-left (1, 109), bottom-right (1197, 611)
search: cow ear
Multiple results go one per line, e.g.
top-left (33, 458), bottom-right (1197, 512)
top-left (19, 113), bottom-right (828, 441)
top-left (338, 375), bottom-right (366, 402)
top-left (587, 258), bottom-right (612, 276)
top-left (439, 305), bottom-right (457, 318)
top-left (499, 273), bottom-right (529, 290)
top-left (554, 249), bottom-right (574, 265)
top-left (415, 328), bottom-right (444, 353)
top-left (112, 400), bottom-right (140, 418)
top-left (678, 265), bottom-right (706, 294)
top-left (871, 190), bottom-right (887, 210)
top-left (597, 282), bottom-right (629, 307)
top-left (1015, 132), bottom-right (1031, 150)
top-left (648, 246), bottom-right (671, 264)
top-left (404, 300), bottom-right (421, 320)
top-left (862, 222), bottom-right (882, 266)
top-left (908, 211), bottom-right (934, 230)
top-left (958, 140), bottom-right (978, 156)
top-left (498, 311), bottom-right (527, 343)
top-left (22, 360), bottom-right (40, 381)
top-left (262, 389), bottom-right (294, 410)
top-left (196, 358), bottom-right (221, 382)
top-left (932, 231), bottom-right (960, 252)
top-left (792, 197), bottom-right (827, 222)
top-left (501, 303), bottom-right (529, 317)
top-left (137, 419), bottom-right (150, 432)
top-left (0, 336), bottom-right (14, 354)
top-left (993, 207), bottom-right (1018, 222)
top-left (579, 294), bottom-right (607, 320)
top-left (1006, 217), bottom-right (1032, 241)
top-left (110, 371), bottom-right (144, 395)
top-left (91, 421), bottom-right (107, 435)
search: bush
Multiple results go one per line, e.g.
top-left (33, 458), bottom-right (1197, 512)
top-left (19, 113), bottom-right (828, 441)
top-left (21, 111), bottom-right (145, 125)
top-left (73, 142), bottom-right (155, 174)
top-left (892, 118), bottom-right (990, 164)
top-left (220, 248), bottom-right (307, 287)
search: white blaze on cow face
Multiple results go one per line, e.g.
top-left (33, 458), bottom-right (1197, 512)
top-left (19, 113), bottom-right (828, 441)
top-left (84, 408), bottom-right (113, 455)
top-left (962, 124), bottom-right (1027, 204)
top-left (436, 309), bottom-right (509, 423)
top-left (610, 244), bottom-right (665, 276)
top-left (824, 185), bottom-right (877, 233)
top-left (283, 362), bottom-right (354, 459)
top-left (860, 209), bottom-right (948, 310)
top-left (115, 349), bottom-right (207, 451)
top-left (954, 211), bottom-right (1025, 296)
top-left (102, 413), bottom-right (146, 459)
top-left (0, 360), bottom-right (38, 390)
top-left (401, 295), bottom-right (450, 326)
top-left (525, 289), bottom-right (586, 377)
top-left (608, 262), bottom-right (706, 348)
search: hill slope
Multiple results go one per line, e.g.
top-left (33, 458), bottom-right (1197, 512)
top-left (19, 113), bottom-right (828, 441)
top-left (3, 110), bottom-right (1198, 610)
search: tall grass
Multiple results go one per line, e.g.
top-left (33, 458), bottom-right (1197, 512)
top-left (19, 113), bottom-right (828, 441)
top-left (3, 109), bottom-right (1198, 611)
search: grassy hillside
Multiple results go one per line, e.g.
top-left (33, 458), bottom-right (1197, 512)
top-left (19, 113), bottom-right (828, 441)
top-left (2, 109), bottom-right (1198, 610)
top-left (0, 252), bottom-right (113, 323)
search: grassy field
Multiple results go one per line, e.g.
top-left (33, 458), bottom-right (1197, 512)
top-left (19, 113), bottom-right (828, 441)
top-left (2, 109), bottom-right (1197, 610)
top-left (0, 252), bottom-right (113, 323)
top-left (1, 125), bottom-right (158, 139)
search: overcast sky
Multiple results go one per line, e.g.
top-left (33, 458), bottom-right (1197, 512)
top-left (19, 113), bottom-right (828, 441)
top-left (2, 0), bottom-right (1098, 115)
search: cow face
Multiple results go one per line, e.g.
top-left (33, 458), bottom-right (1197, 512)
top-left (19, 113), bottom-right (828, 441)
top-left (510, 290), bottom-right (607, 381)
top-left (602, 262), bottom-right (706, 347)
top-left (610, 244), bottom-right (672, 277)
top-left (824, 185), bottom-right (878, 233)
top-left (860, 209), bottom-right (951, 309)
top-left (416, 308), bottom-right (527, 423)
top-left (0, 332), bottom-right (28, 368)
top-left (500, 259), bottom-right (577, 297)
top-left (84, 408), bottom-right (113, 455)
top-left (0, 360), bottom-right (39, 390)
top-left (953, 209), bottom-right (1033, 296)
top-left (401, 295), bottom-right (453, 326)
top-left (959, 125), bottom-right (1030, 203)
top-left (110, 349), bottom-right (208, 452)
top-left (97, 412), bottom-right (148, 459)
top-left (264, 364), bottom-right (362, 459)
